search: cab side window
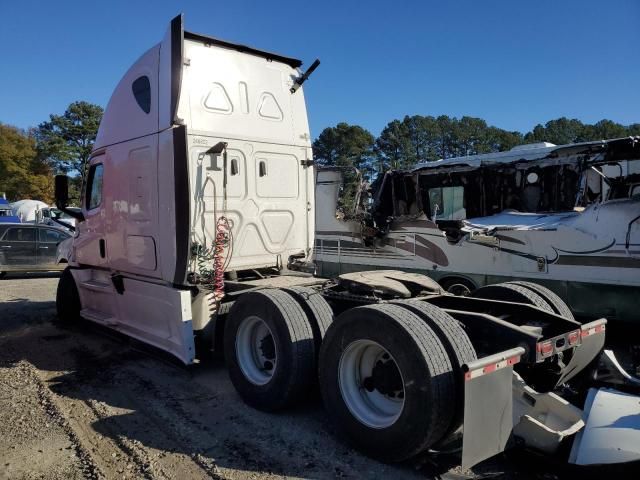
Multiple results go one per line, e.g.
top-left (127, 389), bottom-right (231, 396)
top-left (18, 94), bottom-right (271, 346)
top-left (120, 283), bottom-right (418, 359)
top-left (86, 163), bottom-right (104, 210)
top-left (132, 76), bottom-right (151, 114)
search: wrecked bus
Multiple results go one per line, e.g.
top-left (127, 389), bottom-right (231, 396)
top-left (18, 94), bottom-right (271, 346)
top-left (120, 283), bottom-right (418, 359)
top-left (315, 137), bottom-right (640, 323)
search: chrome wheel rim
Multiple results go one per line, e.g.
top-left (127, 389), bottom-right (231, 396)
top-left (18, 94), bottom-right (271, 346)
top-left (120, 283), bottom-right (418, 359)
top-left (338, 340), bottom-right (405, 429)
top-left (235, 315), bottom-right (277, 385)
top-left (447, 283), bottom-right (472, 296)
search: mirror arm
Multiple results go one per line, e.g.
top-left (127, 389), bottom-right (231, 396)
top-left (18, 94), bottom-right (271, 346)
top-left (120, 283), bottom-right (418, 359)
top-left (51, 216), bottom-right (77, 232)
top-left (54, 174), bottom-right (85, 222)
top-left (55, 202), bottom-right (84, 222)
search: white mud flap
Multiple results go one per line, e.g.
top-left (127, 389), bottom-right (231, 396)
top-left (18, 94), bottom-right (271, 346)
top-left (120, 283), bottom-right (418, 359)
top-left (569, 388), bottom-right (640, 465)
top-left (461, 347), bottom-right (524, 469)
top-left (462, 350), bottom-right (589, 469)
top-left (554, 319), bottom-right (607, 388)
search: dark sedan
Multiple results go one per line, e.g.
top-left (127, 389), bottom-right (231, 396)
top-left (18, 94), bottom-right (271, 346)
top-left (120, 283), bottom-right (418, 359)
top-left (0, 223), bottom-right (71, 278)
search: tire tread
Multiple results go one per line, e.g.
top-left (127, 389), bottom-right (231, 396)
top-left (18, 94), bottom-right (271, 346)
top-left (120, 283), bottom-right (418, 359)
top-left (506, 281), bottom-right (574, 320)
top-left (472, 282), bottom-right (554, 312)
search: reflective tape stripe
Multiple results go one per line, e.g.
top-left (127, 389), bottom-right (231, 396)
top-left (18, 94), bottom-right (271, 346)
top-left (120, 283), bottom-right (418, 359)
top-left (464, 355), bottom-right (520, 381)
top-left (581, 324), bottom-right (606, 338)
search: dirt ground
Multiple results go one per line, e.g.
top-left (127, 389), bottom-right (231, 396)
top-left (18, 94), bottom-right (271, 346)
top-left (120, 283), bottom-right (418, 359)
top-left (1, 273), bottom-right (634, 480)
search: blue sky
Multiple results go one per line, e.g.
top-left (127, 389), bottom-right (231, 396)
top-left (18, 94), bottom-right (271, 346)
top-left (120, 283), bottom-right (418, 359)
top-left (0, 0), bottom-right (638, 138)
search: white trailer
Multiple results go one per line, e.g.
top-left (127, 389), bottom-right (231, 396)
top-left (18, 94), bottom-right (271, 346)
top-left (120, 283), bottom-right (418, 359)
top-left (54, 15), bottom-right (639, 469)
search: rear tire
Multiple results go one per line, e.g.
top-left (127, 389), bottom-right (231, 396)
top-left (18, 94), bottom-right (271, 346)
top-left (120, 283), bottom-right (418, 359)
top-left (224, 289), bottom-right (315, 411)
top-left (281, 286), bottom-right (333, 353)
top-left (319, 303), bottom-right (456, 462)
top-left (391, 300), bottom-right (476, 443)
top-left (471, 282), bottom-right (554, 312)
top-left (505, 281), bottom-right (574, 320)
top-left (473, 282), bottom-right (576, 392)
top-left (55, 267), bottom-right (81, 324)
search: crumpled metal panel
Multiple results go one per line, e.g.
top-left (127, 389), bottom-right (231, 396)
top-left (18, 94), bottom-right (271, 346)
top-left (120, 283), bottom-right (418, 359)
top-left (569, 388), bottom-right (640, 465)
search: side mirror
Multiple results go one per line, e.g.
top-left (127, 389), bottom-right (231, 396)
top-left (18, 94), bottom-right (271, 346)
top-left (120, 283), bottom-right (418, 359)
top-left (54, 174), bottom-right (84, 222)
top-left (55, 175), bottom-right (69, 209)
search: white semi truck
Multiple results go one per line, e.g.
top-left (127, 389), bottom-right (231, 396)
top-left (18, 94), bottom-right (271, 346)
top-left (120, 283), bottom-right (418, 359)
top-left (53, 15), bottom-right (639, 469)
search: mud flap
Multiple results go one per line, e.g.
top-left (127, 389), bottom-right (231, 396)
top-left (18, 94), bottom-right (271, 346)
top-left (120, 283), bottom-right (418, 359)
top-left (461, 347), bottom-right (525, 469)
top-left (555, 319), bottom-right (607, 388)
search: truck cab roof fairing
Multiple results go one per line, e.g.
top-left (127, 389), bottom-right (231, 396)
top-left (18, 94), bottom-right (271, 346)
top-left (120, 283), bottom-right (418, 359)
top-left (95, 15), bottom-right (181, 150)
top-left (93, 44), bottom-right (161, 150)
top-left (96, 14), bottom-right (305, 150)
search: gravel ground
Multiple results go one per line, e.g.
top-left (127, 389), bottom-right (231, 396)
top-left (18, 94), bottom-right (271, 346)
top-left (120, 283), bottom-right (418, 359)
top-left (0, 274), bottom-right (434, 480)
top-left (1, 273), bottom-right (636, 479)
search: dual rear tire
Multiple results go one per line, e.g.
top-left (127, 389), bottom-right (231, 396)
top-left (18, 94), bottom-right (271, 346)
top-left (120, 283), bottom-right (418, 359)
top-left (224, 289), bottom-right (320, 411)
top-left (319, 303), bottom-right (469, 461)
top-left (471, 281), bottom-right (575, 320)
top-left (225, 288), bottom-right (474, 462)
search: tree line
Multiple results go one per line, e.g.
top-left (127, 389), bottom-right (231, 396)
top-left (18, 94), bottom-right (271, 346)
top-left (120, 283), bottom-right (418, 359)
top-left (1, 102), bottom-right (639, 205)
top-left (313, 116), bottom-right (640, 176)
top-left (0, 101), bottom-right (103, 203)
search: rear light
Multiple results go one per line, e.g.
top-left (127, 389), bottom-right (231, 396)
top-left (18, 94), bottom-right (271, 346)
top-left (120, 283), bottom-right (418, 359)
top-left (581, 323), bottom-right (606, 338)
top-left (537, 340), bottom-right (554, 356)
top-left (568, 330), bottom-right (580, 346)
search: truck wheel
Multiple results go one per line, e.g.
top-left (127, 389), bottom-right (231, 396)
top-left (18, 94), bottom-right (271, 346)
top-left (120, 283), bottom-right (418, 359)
top-left (505, 281), bottom-right (575, 320)
top-left (439, 277), bottom-right (475, 296)
top-left (224, 289), bottom-right (315, 411)
top-left (282, 286), bottom-right (333, 353)
top-left (391, 300), bottom-right (476, 443)
top-left (474, 283), bottom-right (575, 392)
top-left (319, 303), bottom-right (455, 462)
top-left (56, 267), bottom-right (81, 324)
top-left (471, 282), bottom-right (554, 312)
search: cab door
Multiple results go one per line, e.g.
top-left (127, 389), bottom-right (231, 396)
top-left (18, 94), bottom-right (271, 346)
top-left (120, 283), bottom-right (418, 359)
top-left (74, 156), bottom-right (108, 267)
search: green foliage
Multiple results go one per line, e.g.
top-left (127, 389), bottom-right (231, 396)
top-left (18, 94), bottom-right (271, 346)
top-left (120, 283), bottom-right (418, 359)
top-left (0, 123), bottom-right (53, 203)
top-left (35, 101), bottom-right (104, 175)
top-left (375, 115), bottom-right (525, 170)
top-left (313, 122), bottom-right (375, 171)
top-left (524, 117), bottom-right (635, 145)
top-left (313, 123), bottom-right (376, 215)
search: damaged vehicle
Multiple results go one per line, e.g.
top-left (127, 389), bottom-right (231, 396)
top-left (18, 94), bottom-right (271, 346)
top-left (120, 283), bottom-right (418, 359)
top-left (315, 137), bottom-right (640, 323)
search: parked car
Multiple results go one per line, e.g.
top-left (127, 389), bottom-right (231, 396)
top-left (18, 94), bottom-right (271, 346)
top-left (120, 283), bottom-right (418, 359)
top-left (0, 223), bottom-right (71, 278)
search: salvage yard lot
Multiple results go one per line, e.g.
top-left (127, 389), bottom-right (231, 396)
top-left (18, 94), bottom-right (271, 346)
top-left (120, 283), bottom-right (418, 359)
top-left (0, 275), bottom-right (584, 480)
